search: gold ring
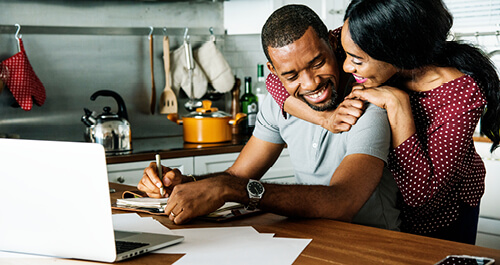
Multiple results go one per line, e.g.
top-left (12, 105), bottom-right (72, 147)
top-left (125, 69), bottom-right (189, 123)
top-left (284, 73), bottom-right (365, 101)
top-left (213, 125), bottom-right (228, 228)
top-left (170, 212), bottom-right (176, 217)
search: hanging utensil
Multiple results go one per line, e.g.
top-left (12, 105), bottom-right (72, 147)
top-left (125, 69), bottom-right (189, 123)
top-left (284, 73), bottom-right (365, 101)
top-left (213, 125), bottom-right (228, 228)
top-left (0, 64), bottom-right (8, 94)
top-left (183, 28), bottom-right (202, 111)
top-left (159, 32), bottom-right (178, 114)
top-left (148, 26), bottom-right (156, 114)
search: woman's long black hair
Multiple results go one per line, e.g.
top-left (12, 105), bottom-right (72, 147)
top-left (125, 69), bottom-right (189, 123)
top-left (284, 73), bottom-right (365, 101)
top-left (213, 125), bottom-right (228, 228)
top-left (344, 0), bottom-right (500, 151)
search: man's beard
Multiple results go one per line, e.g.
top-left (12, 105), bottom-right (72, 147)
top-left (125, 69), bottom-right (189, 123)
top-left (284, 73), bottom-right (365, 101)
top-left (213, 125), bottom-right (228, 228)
top-left (301, 82), bottom-right (338, 112)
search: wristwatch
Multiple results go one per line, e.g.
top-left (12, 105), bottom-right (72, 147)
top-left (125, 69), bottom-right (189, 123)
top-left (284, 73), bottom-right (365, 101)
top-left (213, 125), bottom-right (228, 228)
top-left (246, 179), bottom-right (265, 210)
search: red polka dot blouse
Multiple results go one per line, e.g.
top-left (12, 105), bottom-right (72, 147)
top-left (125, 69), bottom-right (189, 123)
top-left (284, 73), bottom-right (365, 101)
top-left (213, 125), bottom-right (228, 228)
top-left (390, 75), bottom-right (486, 235)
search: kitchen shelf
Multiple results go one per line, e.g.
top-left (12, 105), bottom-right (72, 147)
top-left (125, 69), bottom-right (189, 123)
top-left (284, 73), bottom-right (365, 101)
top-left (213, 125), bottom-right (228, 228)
top-left (454, 30), bottom-right (500, 38)
top-left (0, 24), bottom-right (225, 37)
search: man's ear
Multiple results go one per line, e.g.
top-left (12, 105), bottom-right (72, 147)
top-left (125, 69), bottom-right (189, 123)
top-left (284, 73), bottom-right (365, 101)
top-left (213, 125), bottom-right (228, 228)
top-left (267, 61), bottom-right (277, 76)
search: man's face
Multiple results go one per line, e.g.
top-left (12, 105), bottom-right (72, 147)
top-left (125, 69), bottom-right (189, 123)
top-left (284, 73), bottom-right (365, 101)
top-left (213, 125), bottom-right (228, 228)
top-left (267, 27), bottom-right (340, 111)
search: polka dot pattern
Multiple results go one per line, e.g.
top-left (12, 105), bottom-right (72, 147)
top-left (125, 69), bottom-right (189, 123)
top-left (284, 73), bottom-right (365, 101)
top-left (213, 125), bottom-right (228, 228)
top-left (1, 38), bottom-right (46, 111)
top-left (389, 75), bottom-right (487, 235)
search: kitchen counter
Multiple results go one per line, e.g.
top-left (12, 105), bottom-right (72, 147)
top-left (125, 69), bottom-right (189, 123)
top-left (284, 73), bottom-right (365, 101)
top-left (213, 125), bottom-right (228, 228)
top-left (106, 134), bottom-right (251, 164)
top-left (107, 134), bottom-right (492, 165)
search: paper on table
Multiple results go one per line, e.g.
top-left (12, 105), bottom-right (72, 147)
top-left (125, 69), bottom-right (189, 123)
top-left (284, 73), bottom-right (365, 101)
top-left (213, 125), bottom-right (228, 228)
top-left (173, 237), bottom-right (311, 265)
top-left (158, 226), bottom-right (265, 254)
top-left (158, 226), bottom-right (311, 265)
top-left (112, 213), bottom-right (311, 265)
top-left (112, 213), bottom-right (172, 234)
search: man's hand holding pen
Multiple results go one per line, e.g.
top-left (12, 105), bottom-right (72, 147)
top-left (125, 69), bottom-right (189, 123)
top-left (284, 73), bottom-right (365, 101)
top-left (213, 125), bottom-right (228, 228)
top-left (138, 161), bottom-right (185, 198)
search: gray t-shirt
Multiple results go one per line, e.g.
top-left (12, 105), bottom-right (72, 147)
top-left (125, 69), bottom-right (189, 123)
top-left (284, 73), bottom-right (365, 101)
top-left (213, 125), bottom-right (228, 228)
top-left (253, 95), bottom-right (401, 231)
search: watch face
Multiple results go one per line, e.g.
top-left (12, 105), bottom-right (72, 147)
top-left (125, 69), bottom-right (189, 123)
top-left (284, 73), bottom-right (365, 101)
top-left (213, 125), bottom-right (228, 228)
top-left (248, 181), bottom-right (264, 195)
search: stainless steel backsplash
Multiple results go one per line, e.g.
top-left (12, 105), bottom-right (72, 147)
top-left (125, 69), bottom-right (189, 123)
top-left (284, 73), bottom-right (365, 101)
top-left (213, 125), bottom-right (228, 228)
top-left (0, 0), bottom-right (229, 141)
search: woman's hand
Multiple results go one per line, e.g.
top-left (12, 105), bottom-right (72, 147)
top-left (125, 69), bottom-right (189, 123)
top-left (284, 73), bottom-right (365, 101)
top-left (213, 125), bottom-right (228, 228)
top-left (347, 84), bottom-right (407, 110)
top-left (137, 162), bottom-right (185, 198)
top-left (347, 84), bottom-right (416, 147)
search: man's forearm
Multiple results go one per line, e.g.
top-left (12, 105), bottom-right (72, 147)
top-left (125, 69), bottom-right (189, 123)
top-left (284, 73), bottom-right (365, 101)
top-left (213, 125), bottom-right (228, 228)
top-left (184, 171), bottom-right (233, 182)
top-left (212, 174), bottom-right (362, 222)
top-left (194, 173), bottom-right (372, 222)
top-left (257, 183), bottom-right (358, 221)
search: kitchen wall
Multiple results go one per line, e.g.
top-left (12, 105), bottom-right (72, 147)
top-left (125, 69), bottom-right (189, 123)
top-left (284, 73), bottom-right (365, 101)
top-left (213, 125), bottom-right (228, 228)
top-left (0, 0), bottom-right (268, 142)
top-left (1, 0), bottom-right (498, 143)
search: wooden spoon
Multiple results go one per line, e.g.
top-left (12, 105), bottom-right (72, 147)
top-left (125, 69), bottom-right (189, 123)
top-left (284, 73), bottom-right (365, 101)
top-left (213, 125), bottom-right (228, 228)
top-left (149, 32), bottom-right (155, 114)
top-left (159, 36), bottom-right (178, 114)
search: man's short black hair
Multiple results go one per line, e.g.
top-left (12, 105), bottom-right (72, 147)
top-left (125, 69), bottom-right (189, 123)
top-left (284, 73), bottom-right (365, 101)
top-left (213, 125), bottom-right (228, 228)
top-left (261, 4), bottom-right (329, 65)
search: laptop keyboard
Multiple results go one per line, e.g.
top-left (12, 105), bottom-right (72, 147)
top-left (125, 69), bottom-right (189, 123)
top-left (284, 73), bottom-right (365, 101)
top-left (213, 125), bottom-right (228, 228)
top-left (115, 240), bottom-right (149, 254)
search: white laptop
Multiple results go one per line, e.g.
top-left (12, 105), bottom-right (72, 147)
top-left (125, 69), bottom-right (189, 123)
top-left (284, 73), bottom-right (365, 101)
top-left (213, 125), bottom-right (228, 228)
top-left (0, 138), bottom-right (183, 262)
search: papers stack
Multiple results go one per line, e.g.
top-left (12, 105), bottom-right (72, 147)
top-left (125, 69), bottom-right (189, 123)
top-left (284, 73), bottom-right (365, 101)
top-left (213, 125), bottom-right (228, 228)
top-left (116, 213), bottom-right (312, 265)
top-left (116, 197), bottom-right (169, 213)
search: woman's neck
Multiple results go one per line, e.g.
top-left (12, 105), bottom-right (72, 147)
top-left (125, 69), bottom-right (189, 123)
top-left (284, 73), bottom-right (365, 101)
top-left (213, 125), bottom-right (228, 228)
top-left (402, 66), bottom-right (464, 92)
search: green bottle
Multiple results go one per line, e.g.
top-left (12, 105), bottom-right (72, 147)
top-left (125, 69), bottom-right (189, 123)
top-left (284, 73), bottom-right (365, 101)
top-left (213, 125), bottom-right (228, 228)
top-left (240, 76), bottom-right (258, 134)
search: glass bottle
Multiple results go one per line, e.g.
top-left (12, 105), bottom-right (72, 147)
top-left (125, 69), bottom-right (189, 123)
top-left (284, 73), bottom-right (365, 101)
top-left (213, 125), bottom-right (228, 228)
top-left (255, 64), bottom-right (267, 109)
top-left (240, 77), bottom-right (258, 135)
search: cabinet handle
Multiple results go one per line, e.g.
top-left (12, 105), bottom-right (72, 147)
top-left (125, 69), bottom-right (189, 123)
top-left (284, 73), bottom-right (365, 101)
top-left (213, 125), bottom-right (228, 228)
top-left (117, 176), bottom-right (125, 183)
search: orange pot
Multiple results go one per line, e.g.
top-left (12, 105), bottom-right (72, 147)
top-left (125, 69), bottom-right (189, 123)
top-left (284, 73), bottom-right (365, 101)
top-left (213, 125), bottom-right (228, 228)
top-left (167, 100), bottom-right (246, 143)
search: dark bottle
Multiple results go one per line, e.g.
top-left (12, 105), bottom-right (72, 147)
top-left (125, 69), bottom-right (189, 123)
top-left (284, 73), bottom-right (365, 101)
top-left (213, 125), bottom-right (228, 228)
top-left (240, 76), bottom-right (258, 135)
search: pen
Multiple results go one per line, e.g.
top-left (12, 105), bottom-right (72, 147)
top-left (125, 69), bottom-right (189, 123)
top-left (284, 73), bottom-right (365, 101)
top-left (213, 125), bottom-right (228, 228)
top-left (155, 153), bottom-right (166, 196)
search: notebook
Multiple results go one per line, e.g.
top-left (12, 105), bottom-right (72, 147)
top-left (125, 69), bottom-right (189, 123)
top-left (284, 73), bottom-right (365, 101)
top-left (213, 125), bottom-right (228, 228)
top-left (0, 138), bottom-right (184, 262)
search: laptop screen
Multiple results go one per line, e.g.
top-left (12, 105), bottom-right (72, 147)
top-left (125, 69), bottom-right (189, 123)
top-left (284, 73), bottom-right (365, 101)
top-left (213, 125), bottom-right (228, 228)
top-left (0, 139), bottom-right (117, 262)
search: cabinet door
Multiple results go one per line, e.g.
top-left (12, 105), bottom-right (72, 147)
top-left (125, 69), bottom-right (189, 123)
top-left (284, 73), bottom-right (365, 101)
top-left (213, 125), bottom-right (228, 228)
top-left (272, 0), bottom-right (349, 28)
top-left (224, 0), bottom-right (350, 35)
top-left (260, 148), bottom-right (295, 183)
top-left (194, 153), bottom-right (239, 175)
top-left (107, 157), bottom-right (194, 186)
top-left (473, 141), bottom-right (500, 249)
top-left (474, 142), bottom-right (500, 219)
top-left (193, 150), bottom-right (295, 183)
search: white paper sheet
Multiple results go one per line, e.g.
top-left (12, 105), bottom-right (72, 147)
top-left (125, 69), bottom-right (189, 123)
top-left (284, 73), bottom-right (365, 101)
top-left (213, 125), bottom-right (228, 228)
top-left (112, 213), bottom-right (172, 234)
top-left (173, 237), bottom-right (311, 265)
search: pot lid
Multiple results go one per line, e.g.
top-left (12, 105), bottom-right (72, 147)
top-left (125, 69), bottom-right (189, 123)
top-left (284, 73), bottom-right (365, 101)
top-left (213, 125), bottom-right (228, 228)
top-left (184, 100), bottom-right (231, 118)
top-left (96, 106), bottom-right (124, 121)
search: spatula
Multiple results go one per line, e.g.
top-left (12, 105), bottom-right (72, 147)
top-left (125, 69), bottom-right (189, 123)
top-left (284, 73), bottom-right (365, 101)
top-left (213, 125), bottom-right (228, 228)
top-left (159, 36), bottom-right (177, 114)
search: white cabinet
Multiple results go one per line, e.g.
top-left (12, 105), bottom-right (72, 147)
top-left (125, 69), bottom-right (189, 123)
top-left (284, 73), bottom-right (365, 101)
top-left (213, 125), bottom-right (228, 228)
top-left (224, 0), bottom-right (349, 35)
top-left (107, 157), bottom-right (194, 186)
top-left (271, 0), bottom-right (350, 28)
top-left (194, 149), bottom-right (295, 183)
top-left (194, 153), bottom-right (240, 175)
top-left (108, 149), bottom-right (295, 186)
top-left (473, 141), bottom-right (500, 249)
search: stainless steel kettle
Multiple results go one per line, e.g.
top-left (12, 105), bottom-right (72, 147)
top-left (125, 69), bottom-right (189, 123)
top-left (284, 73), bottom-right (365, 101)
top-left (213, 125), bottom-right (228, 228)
top-left (81, 90), bottom-right (132, 154)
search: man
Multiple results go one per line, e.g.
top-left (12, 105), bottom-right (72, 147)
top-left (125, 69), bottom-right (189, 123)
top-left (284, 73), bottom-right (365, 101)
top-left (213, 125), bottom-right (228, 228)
top-left (138, 4), bottom-right (400, 230)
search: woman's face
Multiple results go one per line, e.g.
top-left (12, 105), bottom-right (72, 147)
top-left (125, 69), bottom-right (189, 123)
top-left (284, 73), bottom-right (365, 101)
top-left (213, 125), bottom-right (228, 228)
top-left (341, 20), bottom-right (398, 87)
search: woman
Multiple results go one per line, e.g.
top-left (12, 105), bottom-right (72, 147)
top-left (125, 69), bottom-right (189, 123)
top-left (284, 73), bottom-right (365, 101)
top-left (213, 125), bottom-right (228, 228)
top-left (266, 0), bottom-right (500, 244)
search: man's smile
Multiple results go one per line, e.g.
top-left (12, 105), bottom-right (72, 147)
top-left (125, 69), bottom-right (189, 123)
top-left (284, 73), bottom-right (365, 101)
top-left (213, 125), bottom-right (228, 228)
top-left (304, 85), bottom-right (327, 99)
top-left (300, 79), bottom-right (334, 104)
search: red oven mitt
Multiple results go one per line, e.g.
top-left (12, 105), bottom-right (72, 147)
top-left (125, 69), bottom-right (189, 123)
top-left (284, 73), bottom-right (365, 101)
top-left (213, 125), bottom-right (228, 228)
top-left (1, 38), bottom-right (46, 111)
